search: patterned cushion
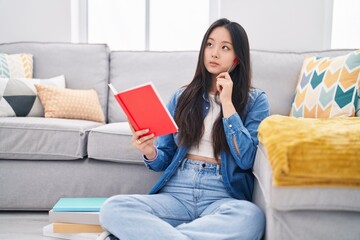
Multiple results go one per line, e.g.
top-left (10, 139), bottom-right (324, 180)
top-left (35, 84), bottom-right (105, 123)
top-left (0, 53), bottom-right (33, 78)
top-left (0, 75), bottom-right (65, 117)
top-left (290, 50), bottom-right (360, 118)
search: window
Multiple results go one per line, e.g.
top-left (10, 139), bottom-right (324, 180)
top-left (87, 0), bottom-right (212, 51)
top-left (88, 0), bottom-right (146, 50)
top-left (148, 0), bottom-right (209, 51)
top-left (331, 0), bottom-right (360, 49)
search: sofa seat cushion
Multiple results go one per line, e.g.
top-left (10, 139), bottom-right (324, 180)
top-left (253, 143), bottom-right (360, 212)
top-left (0, 117), bottom-right (103, 160)
top-left (88, 122), bottom-right (143, 164)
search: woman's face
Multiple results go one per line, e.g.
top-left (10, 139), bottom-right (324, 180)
top-left (204, 26), bottom-right (237, 76)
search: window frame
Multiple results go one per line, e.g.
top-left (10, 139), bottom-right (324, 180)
top-left (71, 0), bottom-right (220, 51)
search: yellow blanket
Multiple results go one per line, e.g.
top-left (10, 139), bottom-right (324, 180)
top-left (258, 115), bottom-right (360, 187)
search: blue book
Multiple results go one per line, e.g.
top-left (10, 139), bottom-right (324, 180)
top-left (52, 198), bottom-right (107, 212)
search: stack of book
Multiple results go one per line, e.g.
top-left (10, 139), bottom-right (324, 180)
top-left (43, 197), bottom-right (107, 240)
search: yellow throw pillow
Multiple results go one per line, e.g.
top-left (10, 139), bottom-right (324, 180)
top-left (290, 50), bottom-right (360, 118)
top-left (35, 84), bottom-right (105, 123)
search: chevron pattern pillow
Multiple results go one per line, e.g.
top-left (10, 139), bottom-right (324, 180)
top-left (290, 50), bottom-right (360, 118)
top-left (0, 75), bottom-right (65, 117)
top-left (0, 53), bottom-right (33, 78)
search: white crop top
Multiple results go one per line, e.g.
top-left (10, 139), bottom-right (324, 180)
top-left (188, 94), bottom-right (221, 159)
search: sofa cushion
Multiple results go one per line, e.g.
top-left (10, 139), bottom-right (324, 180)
top-left (253, 143), bottom-right (360, 212)
top-left (108, 51), bottom-right (198, 123)
top-left (250, 49), bottom-right (356, 115)
top-left (88, 123), bottom-right (143, 164)
top-left (0, 75), bottom-right (65, 117)
top-left (35, 84), bottom-right (105, 123)
top-left (0, 53), bottom-right (33, 78)
top-left (290, 50), bottom-right (360, 118)
top-left (0, 117), bottom-right (103, 160)
top-left (0, 42), bottom-right (110, 117)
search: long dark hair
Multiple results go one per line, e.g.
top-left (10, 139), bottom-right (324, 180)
top-left (174, 18), bottom-right (251, 160)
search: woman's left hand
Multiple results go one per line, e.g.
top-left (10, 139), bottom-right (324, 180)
top-left (216, 72), bottom-right (233, 104)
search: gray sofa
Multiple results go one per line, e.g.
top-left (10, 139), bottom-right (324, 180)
top-left (0, 42), bottom-right (359, 240)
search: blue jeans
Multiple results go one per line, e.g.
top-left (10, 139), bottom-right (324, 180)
top-left (100, 159), bottom-right (265, 240)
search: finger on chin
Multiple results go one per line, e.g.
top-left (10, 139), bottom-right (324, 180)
top-left (217, 72), bottom-right (226, 78)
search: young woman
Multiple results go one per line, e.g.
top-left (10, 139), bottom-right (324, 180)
top-left (99, 18), bottom-right (269, 240)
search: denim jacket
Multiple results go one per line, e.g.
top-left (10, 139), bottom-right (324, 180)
top-left (144, 87), bottom-right (270, 201)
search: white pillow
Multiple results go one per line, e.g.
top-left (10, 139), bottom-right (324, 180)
top-left (0, 75), bottom-right (66, 117)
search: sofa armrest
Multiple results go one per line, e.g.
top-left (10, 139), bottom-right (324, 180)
top-left (252, 143), bottom-right (272, 211)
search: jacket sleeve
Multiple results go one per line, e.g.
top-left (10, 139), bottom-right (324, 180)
top-left (222, 91), bottom-right (270, 170)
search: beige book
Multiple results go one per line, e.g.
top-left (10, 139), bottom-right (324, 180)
top-left (43, 224), bottom-right (100, 240)
top-left (53, 222), bottom-right (103, 233)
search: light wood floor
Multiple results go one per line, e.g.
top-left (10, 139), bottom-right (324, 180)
top-left (0, 211), bottom-right (58, 240)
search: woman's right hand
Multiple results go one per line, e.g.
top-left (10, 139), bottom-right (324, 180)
top-left (129, 124), bottom-right (157, 160)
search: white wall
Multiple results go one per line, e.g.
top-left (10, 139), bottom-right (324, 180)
top-left (220, 0), bottom-right (333, 51)
top-left (0, 0), bottom-right (333, 51)
top-left (0, 0), bottom-right (71, 43)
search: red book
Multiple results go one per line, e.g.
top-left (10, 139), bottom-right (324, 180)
top-left (109, 82), bottom-right (178, 137)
